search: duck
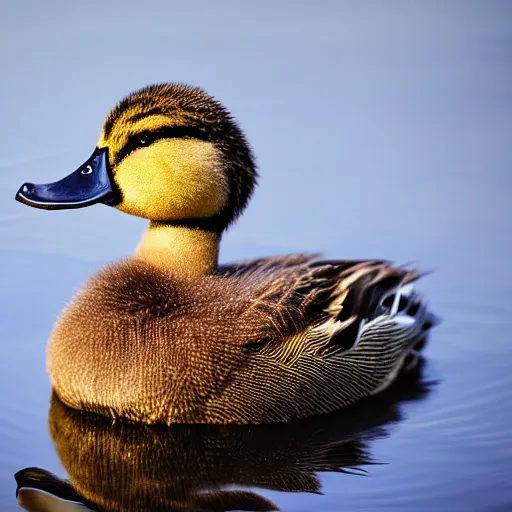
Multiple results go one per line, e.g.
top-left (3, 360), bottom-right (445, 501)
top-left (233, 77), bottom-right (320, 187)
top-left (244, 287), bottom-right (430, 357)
top-left (15, 83), bottom-right (435, 425)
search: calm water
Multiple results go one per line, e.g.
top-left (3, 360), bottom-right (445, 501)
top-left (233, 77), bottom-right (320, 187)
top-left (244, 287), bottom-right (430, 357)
top-left (1, 2), bottom-right (512, 511)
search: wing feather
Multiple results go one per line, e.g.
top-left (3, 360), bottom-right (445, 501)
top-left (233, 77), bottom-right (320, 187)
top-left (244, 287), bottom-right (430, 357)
top-left (224, 256), bottom-right (421, 362)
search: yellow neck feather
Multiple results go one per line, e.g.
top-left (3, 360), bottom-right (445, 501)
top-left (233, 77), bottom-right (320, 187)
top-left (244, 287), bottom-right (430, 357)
top-left (134, 222), bottom-right (220, 279)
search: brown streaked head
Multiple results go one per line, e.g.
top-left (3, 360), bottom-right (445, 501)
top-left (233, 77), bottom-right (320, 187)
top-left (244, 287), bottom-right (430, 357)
top-left (16, 83), bottom-right (257, 234)
top-left (99, 83), bottom-right (257, 232)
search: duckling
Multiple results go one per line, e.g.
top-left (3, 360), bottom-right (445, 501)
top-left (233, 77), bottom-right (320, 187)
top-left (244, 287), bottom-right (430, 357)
top-left (15, 83), bottom-right (434, 424)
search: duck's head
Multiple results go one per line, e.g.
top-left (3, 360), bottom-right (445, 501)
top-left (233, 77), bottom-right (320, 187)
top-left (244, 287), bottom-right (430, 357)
top-left (16, 83), bottom-right (257, 233)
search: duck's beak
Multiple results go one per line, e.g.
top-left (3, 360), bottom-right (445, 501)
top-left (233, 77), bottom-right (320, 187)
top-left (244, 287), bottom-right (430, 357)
top-left (15, 147), bottom-right (120, 210)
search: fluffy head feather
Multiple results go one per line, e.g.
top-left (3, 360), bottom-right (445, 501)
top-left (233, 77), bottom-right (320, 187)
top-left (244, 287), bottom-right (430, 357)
top-left (100, 83), bottom-right (257, 231)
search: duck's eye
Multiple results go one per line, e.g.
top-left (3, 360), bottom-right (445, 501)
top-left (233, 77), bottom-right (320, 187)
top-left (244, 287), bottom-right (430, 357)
top-left (81, 164), bottom-right (93, 175)
top-left (138, 133), bottom-right (150, 147)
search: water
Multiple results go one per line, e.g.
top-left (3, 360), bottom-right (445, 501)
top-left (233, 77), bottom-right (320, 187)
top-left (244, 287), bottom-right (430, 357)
top-left (1, 1), bottom-right (512, 510)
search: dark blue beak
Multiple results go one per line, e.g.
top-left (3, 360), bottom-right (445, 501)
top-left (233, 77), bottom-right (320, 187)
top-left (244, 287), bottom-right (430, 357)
top-left (15, 147), bottom-right (119, 210)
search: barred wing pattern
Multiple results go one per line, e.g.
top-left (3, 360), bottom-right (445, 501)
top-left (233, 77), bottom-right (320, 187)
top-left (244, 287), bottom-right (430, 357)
top-left (212, 256), bottom-right (433, 423)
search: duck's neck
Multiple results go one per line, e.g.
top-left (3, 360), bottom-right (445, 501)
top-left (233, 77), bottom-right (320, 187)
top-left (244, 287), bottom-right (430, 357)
top-left (135, 221), bottom-right (220, 279)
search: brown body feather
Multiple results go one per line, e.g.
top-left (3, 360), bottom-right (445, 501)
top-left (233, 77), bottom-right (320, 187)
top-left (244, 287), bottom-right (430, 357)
top-left (48, 255), bottom-right (429, 424)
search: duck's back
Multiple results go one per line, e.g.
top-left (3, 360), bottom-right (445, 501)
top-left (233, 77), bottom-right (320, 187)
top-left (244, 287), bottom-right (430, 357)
top-left (48, 256), bottom-right (433, 424)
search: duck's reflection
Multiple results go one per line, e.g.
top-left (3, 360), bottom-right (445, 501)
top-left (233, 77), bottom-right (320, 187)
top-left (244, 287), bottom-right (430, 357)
top-left (16, 364), bottom-right (431, 512)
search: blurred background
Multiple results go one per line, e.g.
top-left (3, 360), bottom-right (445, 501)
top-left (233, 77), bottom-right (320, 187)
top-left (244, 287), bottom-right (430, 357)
top-left (1, 1), bottom-right (511, 511)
